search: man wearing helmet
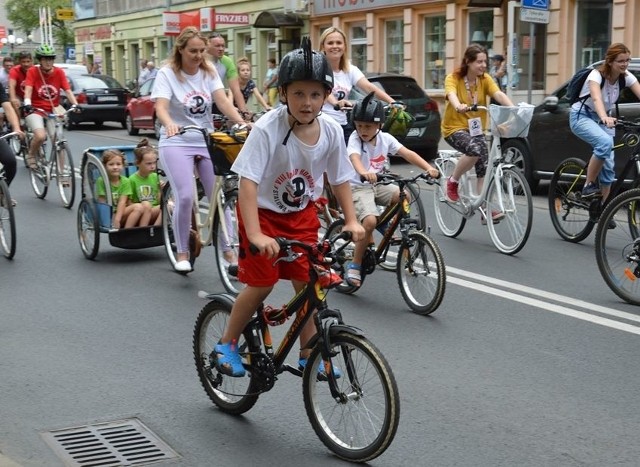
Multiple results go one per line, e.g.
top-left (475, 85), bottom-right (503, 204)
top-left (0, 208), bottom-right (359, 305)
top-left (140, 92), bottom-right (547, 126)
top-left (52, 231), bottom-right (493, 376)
top-left (22, 44), bottom-right (79, 169)
top-left (211, 38), bottom-right (364, 378)
top-left (344, 92), bottom-right (439, 287)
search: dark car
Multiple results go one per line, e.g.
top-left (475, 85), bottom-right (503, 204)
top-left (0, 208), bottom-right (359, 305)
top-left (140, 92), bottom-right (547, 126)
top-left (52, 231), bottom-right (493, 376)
top-left (62, 73), bottom-right (130, 130)
top-left (502, 59), bottom-right (640, 190)
top-left (125, 77), bottom-right (160, 139)
top-left (350, 72), bottom-right (441, 160)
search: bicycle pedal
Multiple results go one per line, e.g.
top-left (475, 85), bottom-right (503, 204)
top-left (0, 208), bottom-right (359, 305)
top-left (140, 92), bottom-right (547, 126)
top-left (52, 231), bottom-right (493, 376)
top-left (282, 364), bottom-right (303, 377)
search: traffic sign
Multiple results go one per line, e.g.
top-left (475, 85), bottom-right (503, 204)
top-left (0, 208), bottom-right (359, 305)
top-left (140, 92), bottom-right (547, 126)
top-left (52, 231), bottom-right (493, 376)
top-left (522, 0), bottom-right (549, 10)
top-left (56, 8), bottom-right (74, 21)
top-left (521, 7), bottom-right (550, 24)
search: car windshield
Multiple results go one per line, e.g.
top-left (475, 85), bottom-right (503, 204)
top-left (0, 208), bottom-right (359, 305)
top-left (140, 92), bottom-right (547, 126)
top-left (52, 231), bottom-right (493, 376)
top-left (374, 78), bottom-right (426, 100)
top-left (74, 75), bottom-right (121, 89)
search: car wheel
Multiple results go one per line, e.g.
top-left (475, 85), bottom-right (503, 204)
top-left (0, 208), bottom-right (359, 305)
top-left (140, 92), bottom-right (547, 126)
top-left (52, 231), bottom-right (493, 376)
top-left (153, 117), bottom-right (161, 140)
top-left (502, 138), bottom-right (537, 191)
top-left (120, 120), bottom-right (127, 129)
top-left (125, 114), bottom-right (139, 136)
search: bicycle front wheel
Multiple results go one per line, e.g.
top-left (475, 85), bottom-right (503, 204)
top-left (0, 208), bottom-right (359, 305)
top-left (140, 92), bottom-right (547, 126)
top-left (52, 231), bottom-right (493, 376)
top-left (486, 167), bottom-right (532, 255)
top-left (214, 194), bottom-right (243, 296)
top-left (432, 157), bottom-right (466, 237)
top-left (303, 332), bottom-right (400, 463)
top-left (396, 231), bottom-right (446, 314)
top-left (548, 157), bottom-right (594, 243)
top-left (193, 299), bottom-right (260, 415)
top-left (55, 145), bottom-right (75, 209)
top-left (0, 179), bottom-right (16, 259)
top-left (595, 188), bottom-right (640, 305)
top-left (29, 146), bottom-right (48, 199)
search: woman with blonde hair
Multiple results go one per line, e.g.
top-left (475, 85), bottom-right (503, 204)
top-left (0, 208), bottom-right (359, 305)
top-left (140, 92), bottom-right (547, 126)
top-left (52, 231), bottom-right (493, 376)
top-left (152, 26), bottom-right (247, 273)
top-left (318, 26), bottom-right (397, 144)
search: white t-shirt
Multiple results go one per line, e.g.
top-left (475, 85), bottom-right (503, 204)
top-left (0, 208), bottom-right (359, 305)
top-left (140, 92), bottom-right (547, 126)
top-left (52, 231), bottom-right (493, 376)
top-left (346, 130), bottom-right (403, 186)
top-left (231, 106), bottom-right (356, 213)
top-left (322, 64), bottom-right (365, 125)
top-left (151, 66), bottom-right (224, 147)
top-left (572, 69), bottom-right (638, 113)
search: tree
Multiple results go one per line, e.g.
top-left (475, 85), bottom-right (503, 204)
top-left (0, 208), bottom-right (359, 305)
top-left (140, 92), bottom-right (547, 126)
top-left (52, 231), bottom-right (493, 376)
top-left (5, 0), bottom-right (74, 49)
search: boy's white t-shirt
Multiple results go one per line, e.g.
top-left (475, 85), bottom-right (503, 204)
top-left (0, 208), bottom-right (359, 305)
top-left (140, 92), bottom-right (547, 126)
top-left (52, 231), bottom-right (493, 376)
top-left (346, 130), bottom-right (403, 186)
top-left (572, 69), bottom-right (638, 113)
top-left (151, 66), bottom-right (224, 147)
top-left (231, 106), bottom-right (356, 213)
top-left (321, 64), bottom-right (365, 125)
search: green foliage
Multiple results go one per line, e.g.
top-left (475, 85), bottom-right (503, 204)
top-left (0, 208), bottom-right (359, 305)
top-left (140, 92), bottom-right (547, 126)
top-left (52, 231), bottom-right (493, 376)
top-left (5, 0), bottom-right (74, 47)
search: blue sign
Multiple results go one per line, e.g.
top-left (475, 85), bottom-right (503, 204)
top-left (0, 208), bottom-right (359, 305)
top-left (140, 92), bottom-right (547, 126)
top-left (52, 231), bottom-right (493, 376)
top-left (522, 0), bottom-right (549, 10)
top-left (66, 47), bottom-right (76, 60)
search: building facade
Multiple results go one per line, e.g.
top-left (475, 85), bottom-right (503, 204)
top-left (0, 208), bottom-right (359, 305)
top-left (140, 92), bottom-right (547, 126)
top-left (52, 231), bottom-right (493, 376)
top-left (68, 0), bottom-right (640, 109)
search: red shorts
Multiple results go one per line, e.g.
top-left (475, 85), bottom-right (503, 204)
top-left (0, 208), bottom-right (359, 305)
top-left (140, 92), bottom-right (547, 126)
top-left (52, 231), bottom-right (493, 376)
top-left (237, 203), bottom-right (320, 287)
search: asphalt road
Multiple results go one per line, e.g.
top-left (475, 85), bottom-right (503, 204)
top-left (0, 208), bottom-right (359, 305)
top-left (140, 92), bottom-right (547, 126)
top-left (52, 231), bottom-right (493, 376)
top-left (1, 124), bottom-right (640, 466)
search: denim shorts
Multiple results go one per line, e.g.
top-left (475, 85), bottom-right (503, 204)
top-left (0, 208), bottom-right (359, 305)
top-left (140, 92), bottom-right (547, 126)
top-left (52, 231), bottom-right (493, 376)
top-left (569, 108), bottom-right (615, 186)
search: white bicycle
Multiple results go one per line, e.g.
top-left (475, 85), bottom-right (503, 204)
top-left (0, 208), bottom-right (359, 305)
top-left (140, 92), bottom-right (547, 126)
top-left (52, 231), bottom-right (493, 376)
top-left (432, 104), bottom-right (534, 255)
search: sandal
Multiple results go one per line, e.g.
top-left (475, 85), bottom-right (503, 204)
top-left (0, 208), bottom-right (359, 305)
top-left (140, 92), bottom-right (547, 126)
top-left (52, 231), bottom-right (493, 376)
top-left (345, 262), bottom-right (362, 287)
top-left (26, 155), bottom-right (37, 170)
top-left (298, 357), bottom-right (342, 380)
top-left (212, 340), bottom-right (245, 377)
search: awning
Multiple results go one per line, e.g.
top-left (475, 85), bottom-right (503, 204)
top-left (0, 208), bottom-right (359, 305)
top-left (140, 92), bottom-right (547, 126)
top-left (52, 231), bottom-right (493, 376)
top-left (253, 11), bottom-right (304, 28)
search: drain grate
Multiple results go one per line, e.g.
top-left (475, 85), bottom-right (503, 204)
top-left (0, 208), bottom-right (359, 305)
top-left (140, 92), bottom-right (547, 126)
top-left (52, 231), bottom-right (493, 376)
top-left (41, 418), bottom-right (179, 466)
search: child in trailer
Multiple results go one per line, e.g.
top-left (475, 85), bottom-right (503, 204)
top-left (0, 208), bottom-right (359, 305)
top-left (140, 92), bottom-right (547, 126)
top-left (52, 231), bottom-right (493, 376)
top-left (128, 138), bottom-right (162, 227)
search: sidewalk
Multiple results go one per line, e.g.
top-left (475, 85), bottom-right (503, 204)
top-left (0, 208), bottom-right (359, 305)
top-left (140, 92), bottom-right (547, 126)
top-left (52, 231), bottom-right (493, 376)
top-left (0, 454), bottom-right (22, 467)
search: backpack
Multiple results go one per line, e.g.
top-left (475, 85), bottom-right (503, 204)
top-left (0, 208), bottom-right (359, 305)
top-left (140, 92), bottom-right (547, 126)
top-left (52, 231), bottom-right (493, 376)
top-left (566, 68), bottom-right (626, 105)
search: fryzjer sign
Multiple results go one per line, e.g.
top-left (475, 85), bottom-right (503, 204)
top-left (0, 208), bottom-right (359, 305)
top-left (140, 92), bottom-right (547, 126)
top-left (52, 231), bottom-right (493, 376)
top-left (314, 0), bottom-right (416, 16)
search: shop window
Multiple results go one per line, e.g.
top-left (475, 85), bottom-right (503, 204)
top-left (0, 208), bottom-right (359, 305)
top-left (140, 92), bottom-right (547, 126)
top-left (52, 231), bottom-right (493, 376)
top-left (350, 24), bottom-right (367, 71)
top-left (469, 10), bottom-right (493, 55)
top-left (424, 15), bottom-right (445, 89)
top-left (576, 2), bottom-right (611, 68)
top-left (385, 19), bottom-right (404, 74)
top-left (509, 8), bottom-right (547, 91)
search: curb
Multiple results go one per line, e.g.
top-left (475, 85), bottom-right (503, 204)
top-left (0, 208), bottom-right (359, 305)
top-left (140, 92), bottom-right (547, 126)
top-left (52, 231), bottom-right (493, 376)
top-left (0, 454), bottom-right (23, 467)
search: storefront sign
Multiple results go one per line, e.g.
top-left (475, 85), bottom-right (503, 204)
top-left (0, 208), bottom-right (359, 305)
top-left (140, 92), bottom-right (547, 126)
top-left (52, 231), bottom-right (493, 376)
top-left (163, 9), bottom-right (249, 35)
top-left (200, 8), bottom-right (215, 32)
top-left (216, 13), bottom-right (249, 25)
top-left (314, 0), bottom-right (416, 15)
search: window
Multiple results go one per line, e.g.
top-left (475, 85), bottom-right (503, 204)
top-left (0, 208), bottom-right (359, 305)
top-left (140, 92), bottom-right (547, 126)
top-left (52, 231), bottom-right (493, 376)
top-left (241, 33), bottom-right (253, 57)
top-left (385, 19), bottom-right (404, 74)
top-left (469, 10), bottom-right (493, 55)
top-left (576, 2), bottom-right (611, 68)
top-left (424, 15), bottom-right (445, 89)
top-left (350, 24), bottom-right (367, 71)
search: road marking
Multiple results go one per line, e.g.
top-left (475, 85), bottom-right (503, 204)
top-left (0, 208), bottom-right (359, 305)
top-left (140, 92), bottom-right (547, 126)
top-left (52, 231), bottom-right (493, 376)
top-left (446, 266), bottom-right (640, 334)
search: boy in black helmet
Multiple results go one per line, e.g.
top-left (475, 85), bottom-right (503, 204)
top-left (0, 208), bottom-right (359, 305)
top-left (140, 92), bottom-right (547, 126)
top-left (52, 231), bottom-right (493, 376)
top-left (212, 38), bottom-right (364, 378)
top-left (345, 92), bottom-right (439, 287)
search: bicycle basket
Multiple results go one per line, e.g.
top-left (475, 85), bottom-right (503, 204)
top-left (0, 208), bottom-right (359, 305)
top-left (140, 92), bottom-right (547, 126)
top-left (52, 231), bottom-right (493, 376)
top-left (382, 107), bottom-right (415, 138)
top-left (208, 131), bottom-right (247, 175)
top-left (489, 104), bottom-right (535, 138)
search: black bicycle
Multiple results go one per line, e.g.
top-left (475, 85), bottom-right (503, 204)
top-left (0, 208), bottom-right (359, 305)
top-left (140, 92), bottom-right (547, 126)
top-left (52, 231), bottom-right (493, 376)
top-left (548, 119), bottom-right (640, 242)
top-left (324, 172), bottom-right (446, 315)
top-left (193, 233), bottom-right (400, 462)
top-left (0, 131), bottom-right (18, 259)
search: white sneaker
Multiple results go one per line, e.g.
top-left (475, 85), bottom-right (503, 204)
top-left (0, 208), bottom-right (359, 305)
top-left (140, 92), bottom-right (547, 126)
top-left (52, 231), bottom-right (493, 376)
top-left (174, 260), bottom-right (192, 273)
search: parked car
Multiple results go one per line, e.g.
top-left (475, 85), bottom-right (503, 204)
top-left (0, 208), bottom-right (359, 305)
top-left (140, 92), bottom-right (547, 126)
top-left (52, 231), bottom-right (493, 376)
top-left (61, 73), bottom-right (130, 130)
top-left (125, 77), bottom-right (160, 139)
top-left (56, 63), bottom-right (89, 75)
top-left (502, 58), bottom-right (640, 190)
top-left (350, 72), bottom-right (441, 160)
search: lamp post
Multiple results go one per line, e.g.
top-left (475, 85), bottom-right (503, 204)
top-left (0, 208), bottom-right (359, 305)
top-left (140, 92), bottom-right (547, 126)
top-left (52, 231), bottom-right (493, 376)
top-left (1, 35), bottom-right (24, 56)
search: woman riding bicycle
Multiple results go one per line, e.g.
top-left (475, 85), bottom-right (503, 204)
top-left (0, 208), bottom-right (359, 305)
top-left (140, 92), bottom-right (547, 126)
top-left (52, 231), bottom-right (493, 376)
top-left (570, 43), bottom-right (640, 202)
top-left (442, 43), bottom-right (514, 223)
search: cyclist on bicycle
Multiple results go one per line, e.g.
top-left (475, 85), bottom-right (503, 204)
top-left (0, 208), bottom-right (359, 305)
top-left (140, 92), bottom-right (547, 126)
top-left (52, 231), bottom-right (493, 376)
top-left (22, 45), bottom-right (79, 169)
top-left (442, 43), bottom-right (514, 223)
top-left (8, 51), bottom-right (32, 112)
top-left (212, 38), bottom-right (364, 377)
top-left (570, 43), bottom-right (640, 202)
top-left (344, 92), bottom-right (439, 287)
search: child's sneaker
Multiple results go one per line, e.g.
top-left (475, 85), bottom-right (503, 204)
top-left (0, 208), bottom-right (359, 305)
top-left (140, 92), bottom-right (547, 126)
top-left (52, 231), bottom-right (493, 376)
top-left (298, 357), bottom-right (342, 381)
top-left (446, 178), bottom-right (459, 202)
top-left (213, 340), bottom-right (245, 377)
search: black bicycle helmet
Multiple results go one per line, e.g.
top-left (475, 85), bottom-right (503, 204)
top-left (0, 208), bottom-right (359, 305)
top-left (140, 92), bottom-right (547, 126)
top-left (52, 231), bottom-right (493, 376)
top-left (350, 92), bottom-right (385, 125)
top-left (34, 44), bottom-right (56, 59)
top-left (278, 37), bottom-right (333, 91)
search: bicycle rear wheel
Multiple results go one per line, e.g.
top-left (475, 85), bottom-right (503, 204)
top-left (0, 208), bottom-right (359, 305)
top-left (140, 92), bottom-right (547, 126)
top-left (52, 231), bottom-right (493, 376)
top-left (55, 145), bottom-right (75, 209)
top-left (193, 298), bottom-right (260, 415)
top-left (594, 188), bottom-right (640, 305)
top-left (29, 147), bottom-right (48, 199)
top-left (77, 199), bottom-right (100, 260)
top-left (0, 179), bottom-right (16, 259)
top-left (396, 231), bottom-right (446, 314)
top-left (548, 157), bottom-right (595, 243)
top-left (303, 332), bottom-right (400, 463)
top-left (214, 193), bottom-right (243, 296)
top-left (432, 157), bottom-right (466, 237)
top-left (161, 182), bottom-right (197, 269)
top-left (486, 167), bottom-right (532, 255)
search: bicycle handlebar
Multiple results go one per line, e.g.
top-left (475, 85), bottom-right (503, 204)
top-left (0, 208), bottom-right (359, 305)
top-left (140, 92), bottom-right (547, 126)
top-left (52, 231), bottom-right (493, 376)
top-left (0, 131), bottom-right (20, 141)
top-left (248, 231), bottom-right (352, 263)
top-left (179, 123), bottom-right (248, 139)
top-left (20, 105), bottom-right (80, 118)
top-left (360, 171), bottom-right (439, 185)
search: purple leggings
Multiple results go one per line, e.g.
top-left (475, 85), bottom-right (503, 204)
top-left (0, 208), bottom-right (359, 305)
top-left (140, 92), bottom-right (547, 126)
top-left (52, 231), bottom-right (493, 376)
top-left (160, 146), bottom-right (217, 254)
